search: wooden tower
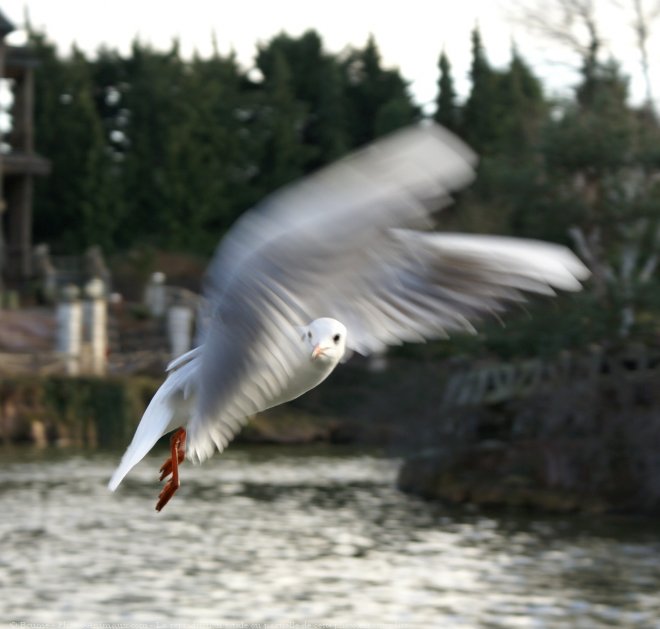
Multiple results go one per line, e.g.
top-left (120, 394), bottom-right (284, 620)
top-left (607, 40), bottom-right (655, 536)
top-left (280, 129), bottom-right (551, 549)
top-left (0, 9), bottom-right (50, 286)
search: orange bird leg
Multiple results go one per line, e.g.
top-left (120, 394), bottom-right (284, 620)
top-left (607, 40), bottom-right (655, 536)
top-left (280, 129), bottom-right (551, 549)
top-left (155, 427), bottom-right (187, 512)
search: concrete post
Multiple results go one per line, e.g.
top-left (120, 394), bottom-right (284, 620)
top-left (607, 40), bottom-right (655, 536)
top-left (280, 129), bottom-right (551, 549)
top-left (368, 349), bottom-right (388, 373)
top-left (145, 271), bottom-right (167, 317)
top-left (168, 305), bottom-right (194, 359)
top-left (56, 284), bottom-right (82, 376)
top-left (84, 278), bottom-right (107, 376)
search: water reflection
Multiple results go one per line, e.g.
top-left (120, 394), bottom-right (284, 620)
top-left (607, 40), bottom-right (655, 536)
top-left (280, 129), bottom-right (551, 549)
top-left (1, 445), bottom-right (659, 627)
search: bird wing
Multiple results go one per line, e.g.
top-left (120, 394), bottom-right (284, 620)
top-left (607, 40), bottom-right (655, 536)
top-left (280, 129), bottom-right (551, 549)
top-left (303, 229), bottom-right (589, 354)
top-left (189, 123), bottom-right (589, 460)
top-left (188, 297), bottom-right (309, 462)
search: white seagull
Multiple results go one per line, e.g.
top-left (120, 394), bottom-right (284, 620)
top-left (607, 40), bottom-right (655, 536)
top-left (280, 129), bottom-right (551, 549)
top-left (108, 123), bottom-right (590, 510)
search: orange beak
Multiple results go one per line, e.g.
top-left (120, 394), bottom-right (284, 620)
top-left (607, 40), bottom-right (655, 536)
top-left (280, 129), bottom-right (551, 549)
top-left (311, 344), bottom-right (325, 360)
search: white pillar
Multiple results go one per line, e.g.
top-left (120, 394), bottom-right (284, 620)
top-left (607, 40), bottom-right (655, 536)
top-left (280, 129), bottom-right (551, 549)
top-left (168, 305), bottom-right (194, 359)
top-left (145, 271), bottom-right (167, 317)
top-left (84, 278), bottom-right (107, 376)
top-left (368, 348), bottom-right (388, 373)
top-left (56, 285), bottom-right (82, 376)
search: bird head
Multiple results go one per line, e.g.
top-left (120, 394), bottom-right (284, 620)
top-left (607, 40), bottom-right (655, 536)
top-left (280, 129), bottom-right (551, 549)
top-left (301, 318), bottom-right (347, 365)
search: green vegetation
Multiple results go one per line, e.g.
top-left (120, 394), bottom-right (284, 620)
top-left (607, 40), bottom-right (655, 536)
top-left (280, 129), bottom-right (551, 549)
top-left (26, 26), bottom-right (660, 357)
top-left (0, 376), bottom-right (158, 447)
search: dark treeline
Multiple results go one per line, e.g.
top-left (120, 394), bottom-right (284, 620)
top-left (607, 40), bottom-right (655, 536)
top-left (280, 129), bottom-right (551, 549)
top-left (27, 27), bottom-right (660, 354)
top-left (30, 30), bottom-right (420, 253)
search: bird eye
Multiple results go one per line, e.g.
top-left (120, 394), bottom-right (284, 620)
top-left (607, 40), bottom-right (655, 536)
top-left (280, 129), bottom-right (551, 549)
top-left (307, 331), bottom-right (312, 339)
top-left (333, 334), bottom-right (341, 344)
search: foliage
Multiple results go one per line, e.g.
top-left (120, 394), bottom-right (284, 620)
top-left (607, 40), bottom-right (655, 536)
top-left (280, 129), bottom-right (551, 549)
top-left (0, 375), bottom-right (158, 447)
top-left (434, 51), bottom-right (459, 132)
top-left (29, 30), bottom-right (419, 255)
top-left (23, 26), bottom-right (660, 356)
top-left (31, 36), bottom-right (123, 251)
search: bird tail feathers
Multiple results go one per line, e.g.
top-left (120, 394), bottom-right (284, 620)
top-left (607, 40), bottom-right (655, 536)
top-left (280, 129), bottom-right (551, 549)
top-left (108, 348), bottom-right (200, 491)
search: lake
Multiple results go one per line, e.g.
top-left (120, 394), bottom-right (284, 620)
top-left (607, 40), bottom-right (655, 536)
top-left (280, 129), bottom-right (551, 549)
top-left (1, 445), bottom-right (659, 628)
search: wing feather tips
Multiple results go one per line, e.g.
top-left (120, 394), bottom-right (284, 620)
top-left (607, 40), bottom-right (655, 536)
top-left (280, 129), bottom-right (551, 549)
top-left (342, 230), bottom-right (591, 356)
top-left (185, 413), bottom-right (250, 465)
top-left (403, 231), bottom-right (591, 293)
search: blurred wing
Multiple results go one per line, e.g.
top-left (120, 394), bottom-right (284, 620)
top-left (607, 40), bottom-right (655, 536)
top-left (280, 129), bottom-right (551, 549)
top-left (308, 230), bottom-right (590, 355)
top-left (190, 123), bottom-right (588, 459)
top-left (204, 123), bottom-right (477, 301)
top-left (187, 290), bottom-right (309, 462)
top-left (189, 123), bottom-right (477, 459)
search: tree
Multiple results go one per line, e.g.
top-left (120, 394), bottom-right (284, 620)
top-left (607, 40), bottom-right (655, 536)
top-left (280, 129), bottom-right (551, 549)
top-left (434, 50), bottom-right (459, 131)
top-left (462, 28), bottom-right (500, 152)
top-left (511, 0), bottom-right (660, 114)
top-left (455, 38), bottom-right (546, 241)
top-left (184, 50), bottom-right (260, 240)
top-left (542, 61), bottom-right (660, 336)
top-left (256, 30), bottom-right (349, 170)
top-left (342, 35), bottom-right (419, 146)
top-left (119, 40), bottom-right (192, 246)
top-left (31, 34), bottom-right (121, 252)
top-left (497, 46), bottom-right (545, 153)
top-left (253, 50), bottom-right (309, 194)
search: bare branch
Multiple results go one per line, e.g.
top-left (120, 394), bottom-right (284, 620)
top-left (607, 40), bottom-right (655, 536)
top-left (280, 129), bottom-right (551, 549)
top-left (507, 0), bottom-right (604, 59)
top-left (631, 0), bottom-right (660, 106)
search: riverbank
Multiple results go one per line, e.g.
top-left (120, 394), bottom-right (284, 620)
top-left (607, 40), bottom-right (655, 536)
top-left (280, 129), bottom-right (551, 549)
top-left (0, 357), bottom-right (444, 449)
top-left (3, 345), bottom-right (660, 515)
top-left (397, 345), bottom-right (660, 514)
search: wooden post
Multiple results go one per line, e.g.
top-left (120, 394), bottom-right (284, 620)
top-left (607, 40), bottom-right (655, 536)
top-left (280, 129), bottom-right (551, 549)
top-left (10, 68), bottom-right (34, 152)
top-left (6, 175), bottom-right (33, 277)
top-left (0, 38), bottom-right (6, 292)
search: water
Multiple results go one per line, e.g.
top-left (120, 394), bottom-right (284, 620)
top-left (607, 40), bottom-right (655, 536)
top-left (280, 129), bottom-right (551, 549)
top-left (1, 445), bottom-right (659, 628)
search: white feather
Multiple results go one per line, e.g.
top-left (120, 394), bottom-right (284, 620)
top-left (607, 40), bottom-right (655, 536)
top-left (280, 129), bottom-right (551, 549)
top-left (109, 123), bottom-right (591, 490)
top-left (107, 354), bottom-right (199, 491)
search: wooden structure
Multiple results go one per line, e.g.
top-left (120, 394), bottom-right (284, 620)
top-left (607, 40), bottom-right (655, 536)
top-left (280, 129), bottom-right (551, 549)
top-left (0, 10), bottom-right (50, 284)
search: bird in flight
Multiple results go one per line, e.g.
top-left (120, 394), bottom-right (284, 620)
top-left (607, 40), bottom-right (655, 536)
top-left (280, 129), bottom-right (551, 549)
top-left (108, 123), bottom-right (590, 510)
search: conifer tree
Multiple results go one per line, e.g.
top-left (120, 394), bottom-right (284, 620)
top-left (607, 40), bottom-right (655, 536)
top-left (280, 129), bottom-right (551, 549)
top-left (186, 50), bottom-right (258, 239)
top-left (31, 35), bottom-right (120, 251)
top-left (497, 46), bottom-right (544, 153)
top-left (434, 50), bottom-right (459, 131)
top-left (542, 60), bottom-right (660, 336)
top-left (462, 27), bottom-right (498, 152)
top-left (343, 35), bottom-right (418, 146)
top-left (119, 40), bottom-right (190, 246)
top-left (256, 31), bottom-right (348, 169)
top-left (255, 50), bottom-right (308, 193)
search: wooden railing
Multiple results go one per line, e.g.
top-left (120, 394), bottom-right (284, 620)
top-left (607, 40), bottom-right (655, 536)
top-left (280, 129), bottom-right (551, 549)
top-left (442, 345), bottom-right (660, 408)
top-left (0, 351), bottom-right (68, 375)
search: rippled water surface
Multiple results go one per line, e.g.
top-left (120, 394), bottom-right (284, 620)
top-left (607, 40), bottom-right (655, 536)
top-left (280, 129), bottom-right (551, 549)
top-left (2, 445), bottom-right (660, 628)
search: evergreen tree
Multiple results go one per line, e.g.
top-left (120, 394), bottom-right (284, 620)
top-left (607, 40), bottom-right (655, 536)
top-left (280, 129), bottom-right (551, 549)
top-left (456, 40), bottom-right (547, 242)
top-left (343, 35), bottom-right (419, 146)
top-left (434, 50), bottom-right (459, 131)
top-left (462, 27), bottom-right (498, 152)
top-left (541, 60), bottom-right (660, 336)
top-left (31, 34), bottom-right (121, 251)
top-left (185, 50), bottom-right (259, 240)
top-left (119, 40), bottom-right (191, 246)
top-left (496, 46), bottom-right (544, 154)
top-left (254, 50), bottom-right (309, 194)
top-left (91, 45), bottom-right (131, 163)
top-left (256, 30), bottom-right (349, 169)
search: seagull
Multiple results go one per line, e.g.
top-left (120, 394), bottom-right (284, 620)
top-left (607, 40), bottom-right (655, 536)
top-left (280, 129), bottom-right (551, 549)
top-left (108, 123), bottom-right (590, 510)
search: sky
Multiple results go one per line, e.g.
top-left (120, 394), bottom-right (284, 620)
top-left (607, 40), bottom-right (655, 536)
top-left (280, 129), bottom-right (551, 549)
top-left (0, 0), bottom-right (655, 110)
